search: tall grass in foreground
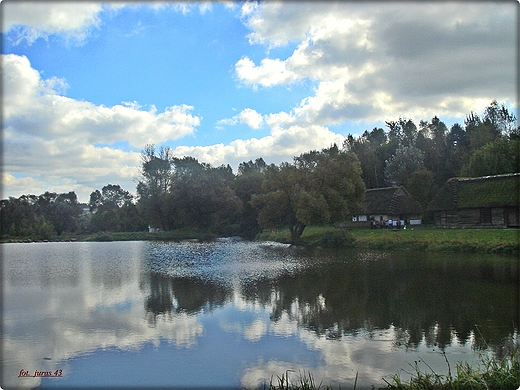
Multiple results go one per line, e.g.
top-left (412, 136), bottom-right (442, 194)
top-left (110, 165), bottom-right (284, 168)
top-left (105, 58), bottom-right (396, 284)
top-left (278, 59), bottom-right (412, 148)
top-left (382, 350), bottom-right (520, 389)
top-left (265, 370), bottom-right (357, 390)
top-left (265, 350), bottom-right (520, 390)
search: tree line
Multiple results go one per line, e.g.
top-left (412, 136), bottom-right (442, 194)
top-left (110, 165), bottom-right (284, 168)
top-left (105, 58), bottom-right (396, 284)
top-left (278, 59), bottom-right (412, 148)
top-left (1, 100), bottom-right (518, 242)
top-left (344, 100), bottom-right (518, 212)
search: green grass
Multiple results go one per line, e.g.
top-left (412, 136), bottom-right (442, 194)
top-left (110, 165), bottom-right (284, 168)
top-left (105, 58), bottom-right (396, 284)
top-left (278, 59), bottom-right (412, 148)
top-left (353, 227), bottom-right (519, 253)
top-left (266, 350), bottom-right (520, 390)
top-left (381, 350), bottom-right (520, 390)
top-left (4, 226), bottom-right (518, 254)
top-left (257, 226), bottom-right (519, 253)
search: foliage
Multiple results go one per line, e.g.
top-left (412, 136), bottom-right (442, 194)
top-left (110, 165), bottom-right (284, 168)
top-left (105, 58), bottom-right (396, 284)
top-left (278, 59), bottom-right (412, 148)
top-left (164, 157), bottom-right (242, 234)
top-left (136, 144), bottom-right (175, 230)
top-left (252, 145), bottom-right (365, 244)
top-left (235, 158), bottom-right (267, 238)
top-left (87, 184), bottom-right (144, 233)
top-left (346, 101), bottom-right (517, 190)
top-left (2, 100), bottom-right (517, 241)
top-left (135, 146), bottom-right (243, 234)
top-left (405, 169), bottom-right (438, 213)
top-left (483, 99), bottom-right (518, 138)
top-left (461, 138), bottom-right (520, 177)
top-left (384, 145), bottom-right (425, 185)
top-left (344, 127), bottom-right (389, 188)
top-left (0, 191), bottom-right (84, 239)
top-left (89, 184), bottom-right (133, 212)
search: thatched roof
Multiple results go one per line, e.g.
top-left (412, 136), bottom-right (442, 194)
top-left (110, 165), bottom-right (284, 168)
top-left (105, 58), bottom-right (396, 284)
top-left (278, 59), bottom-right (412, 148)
top-left (428, 173), bottom-right (520, 211)
top-left (364, 186), bottom-right (422, 215)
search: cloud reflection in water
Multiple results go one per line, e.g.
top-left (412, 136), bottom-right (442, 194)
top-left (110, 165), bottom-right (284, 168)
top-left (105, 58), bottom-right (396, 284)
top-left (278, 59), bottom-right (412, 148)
top-left (2, 241), bottom-right (517, 389)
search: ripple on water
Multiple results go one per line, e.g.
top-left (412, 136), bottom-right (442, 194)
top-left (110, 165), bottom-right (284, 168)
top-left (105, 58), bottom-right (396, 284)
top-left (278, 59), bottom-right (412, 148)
top-left (146, 241), bottom-right (314, 286)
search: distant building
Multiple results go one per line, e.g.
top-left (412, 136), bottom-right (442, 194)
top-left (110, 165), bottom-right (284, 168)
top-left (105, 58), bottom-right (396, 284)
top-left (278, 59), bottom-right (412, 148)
top-left (351, 185), bottom-right (422, 227)
top-left (428, 173), bottom-right (520, 228)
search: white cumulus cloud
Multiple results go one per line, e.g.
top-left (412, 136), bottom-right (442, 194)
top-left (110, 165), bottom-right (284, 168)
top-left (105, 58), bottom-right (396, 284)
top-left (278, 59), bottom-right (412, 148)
top-left (235, 56), bottom-right (299, 88)
top-left (2, 54), bottom-right (201, 201)
top-left (236, 2), bottom-right (517, 123)
top-left (2, 1), bottom-right (106, 44)
top-left (218, 108), bottom-right (264, 130)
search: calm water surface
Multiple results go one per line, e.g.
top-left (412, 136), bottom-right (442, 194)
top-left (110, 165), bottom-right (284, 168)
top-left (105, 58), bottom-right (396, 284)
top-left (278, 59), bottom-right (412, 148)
top-left (2, 240), bottom-right (518, 389)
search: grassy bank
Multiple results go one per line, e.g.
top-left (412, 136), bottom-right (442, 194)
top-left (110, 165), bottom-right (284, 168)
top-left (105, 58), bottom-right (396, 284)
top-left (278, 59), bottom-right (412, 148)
top-left (3, 226), bottom-right (518, 254)
top-left (267, 350), bottom-right (520, 390)
top-left (257, 226), bottom-right (519, 254)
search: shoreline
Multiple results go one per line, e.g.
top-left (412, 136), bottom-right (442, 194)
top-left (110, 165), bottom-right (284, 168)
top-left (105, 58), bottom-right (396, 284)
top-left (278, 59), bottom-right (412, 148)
top-left (257, 226), bottom-right (519, 254)
top-left (2, 226), bottom-right (519, 254)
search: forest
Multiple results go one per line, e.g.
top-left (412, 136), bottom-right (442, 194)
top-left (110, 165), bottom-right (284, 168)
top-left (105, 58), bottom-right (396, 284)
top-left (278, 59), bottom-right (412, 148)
top-left (1, 100), bottom-right (518, 242)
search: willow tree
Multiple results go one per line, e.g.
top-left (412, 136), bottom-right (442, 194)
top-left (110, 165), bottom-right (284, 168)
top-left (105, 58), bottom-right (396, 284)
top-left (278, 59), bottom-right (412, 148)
top-left (252, 145), bottom-right (365, 244)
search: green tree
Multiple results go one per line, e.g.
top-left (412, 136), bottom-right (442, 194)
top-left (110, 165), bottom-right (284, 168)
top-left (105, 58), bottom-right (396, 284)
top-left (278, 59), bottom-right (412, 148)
top-left (461, 138), bottom-right (520, 177)
top-left (0, 196), bottom-right (37, 237)
top-left (136, 144), bottom-right (174, 230)
top-left (234, 158), bottom-right (267, 238)
top-left (164, 157), bottom-right (242, 233)
top-left (118, 202), bottom-right (146, 232)
top-left (252, 145), bottom-right (365, 244)
top-left (343, 127), bottom-right (388, 188)
top-left (483, 100), bottom-right (517, 137)
top-left (36, 219), bottom-right (55, 240)
top-left (34, 191), bottom-right (81, 235)
top-left (88, 184), bottom-right (143, 233)
top-left (465, 111), bottom-right (500, 152)
top-left (446, 122), bottom-right (468, 176)
top-left (416, 116), bottom-right (451, 185)
top-left (102, 184), bottom-right (133, 210)
top-left (52, 192), bottom-right (82, 235)
top-left (405, 168), bottom-right (438, 214)
top-left (384, 145), bottom-right (425, 186)
top-left (386, 118), bottom-right (418, 147)
top-left (89, 190), bottom-right (102, 213)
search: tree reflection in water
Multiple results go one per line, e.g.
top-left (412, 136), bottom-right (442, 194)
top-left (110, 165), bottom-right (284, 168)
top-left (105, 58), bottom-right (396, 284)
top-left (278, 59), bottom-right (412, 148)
top-left (145, 273), bottom-right (230, 326)
top-left (144, 243), bottom-right (518, 352)
top-left (4, 241), bottom-right (514, 389)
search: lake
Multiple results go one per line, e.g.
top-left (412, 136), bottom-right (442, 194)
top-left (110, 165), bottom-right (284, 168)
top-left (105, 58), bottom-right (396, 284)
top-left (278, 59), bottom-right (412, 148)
top-left (2, 240), bottom-right (518, 389)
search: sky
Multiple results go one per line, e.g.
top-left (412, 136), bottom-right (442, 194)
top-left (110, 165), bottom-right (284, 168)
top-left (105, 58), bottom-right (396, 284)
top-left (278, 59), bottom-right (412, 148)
top-left (2, 1), bottom-right (518, 203)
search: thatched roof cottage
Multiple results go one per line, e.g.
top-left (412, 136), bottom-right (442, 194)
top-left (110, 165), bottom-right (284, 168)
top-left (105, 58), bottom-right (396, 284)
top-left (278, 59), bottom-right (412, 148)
top-left (428, 173), bottom-right (519, 228)
top-left (351, 185), bottom-right (423, 225)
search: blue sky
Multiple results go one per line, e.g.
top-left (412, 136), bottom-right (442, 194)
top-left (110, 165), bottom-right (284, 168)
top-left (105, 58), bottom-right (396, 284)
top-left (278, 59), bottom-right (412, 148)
top-left (2, 1), bottom-right (517, 202)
